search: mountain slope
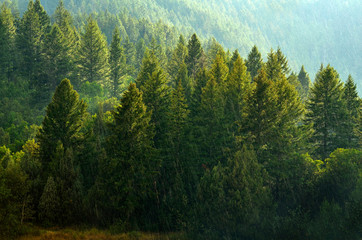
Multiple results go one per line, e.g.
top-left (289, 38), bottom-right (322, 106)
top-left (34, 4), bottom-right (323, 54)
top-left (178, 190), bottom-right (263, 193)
top-left (9, 0), bottom-right (362, 93)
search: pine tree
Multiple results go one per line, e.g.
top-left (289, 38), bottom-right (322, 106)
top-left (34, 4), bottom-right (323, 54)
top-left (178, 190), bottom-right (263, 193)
top-left (209, 50), bottom-right (229, 86)
top-left (298, 65), bottom-right (311, 99)
top-left (224, 55), bottom-right (251, 131)
top-left (39, 176), bottom-right (59, 225)
top-left (306, 65), bottom-right (346, 159)
top-left (0, 3), bottom-right (16, 81)
top-left (228, 49), bottom-right (240, 73)
top-left (17, 1), bottom-right (44, 86)
top-left (37, 79), bottom-right (87, 175)
top-left (185, 33), bottom-right (203, 78)
top-left (42, 24), bottom-right (73, 97)
top-left (245, 45), bottom-right (263, 80)
top-left (341, 75), bottom-right (360, 148)
top-left (78, 16), bottom-right (109, 83)
top-left (105, 83), bottom-right (158, 225)
top-left (33, 0), bottom-right (50, 31)
top-left (122, 36), bottom-right (136, 76)
top-left (175, 62), bottom-right (192, 102)
top-left (168, 35), bottom-right (188, 82)
top-left (195, 145), bottom-right (273, 239)
top-left (141, 68), bottom-right (170, 148)
top-left (109, 27), bottom-right (126, 98)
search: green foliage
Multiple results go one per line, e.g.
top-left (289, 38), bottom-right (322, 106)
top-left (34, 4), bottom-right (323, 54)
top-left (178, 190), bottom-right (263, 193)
top-left (98, 83), bottom-right (158, 228)
top-left (78, 16), bottom-right (109, 83)
top-left (245, 45), bottom-right (263, 80)
top-left (306, 65), bottom-right (347, 159)
top-left (194, 146), bottom-right (274, 239)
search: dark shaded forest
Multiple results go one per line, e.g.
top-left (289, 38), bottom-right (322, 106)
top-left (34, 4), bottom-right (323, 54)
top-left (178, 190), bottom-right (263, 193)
top-left (0, 0), bottom-right (361, 239)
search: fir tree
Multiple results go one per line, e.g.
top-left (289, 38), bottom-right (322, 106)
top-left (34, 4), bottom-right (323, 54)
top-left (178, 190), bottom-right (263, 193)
top-left (0, 3), bottom-right (16, 81)
top-left (245, 45), bottom-right (263, 80)
top-left (37, 79), bottom-right (87, 176)
top-left (168, 34), bottom-right (188, 84)
top-left (341, 75), bottom-right (360, 148)
top-left (306, 65), bottom-right (346, 159)
top-left (105, 83), bottom-right (158, 225)
top-left (78, 16), bottom-right (109, 83)
top-left (185, 33), bottom-right (203, 78)
top-left (298, 65), bottom-right (311, 99)
top-left (109, 27), bottom-right (126, 98)
top-left (42, 24), bottom-right (74, 97)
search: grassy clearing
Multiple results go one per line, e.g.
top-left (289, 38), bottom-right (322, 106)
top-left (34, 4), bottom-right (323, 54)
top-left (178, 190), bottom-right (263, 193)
top-left (16, 227), bottom-right (187, 240)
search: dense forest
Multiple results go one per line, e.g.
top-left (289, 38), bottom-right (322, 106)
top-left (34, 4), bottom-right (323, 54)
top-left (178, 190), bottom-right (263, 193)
top-left (0, 0), bottom-right (361, 239)
top-left (3, 0), bottom-right (362, 94)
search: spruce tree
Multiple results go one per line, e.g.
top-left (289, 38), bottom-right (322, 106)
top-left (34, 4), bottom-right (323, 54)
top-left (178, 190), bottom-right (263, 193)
top-left (0, 4), bottom-right (16, 81)
top-left (224, 55), bottom-right (251, 131)
top-left (341, 75), bottom-right (360, 148)
top-left (17, 1), bottom-right (44, 86)
top-left (306, 65), bottom-right (346, 159)
top-left (105, 83), bottom-right (158, 225)
top-left (298, 65), bottom-right (311, 99)
top-left (195, 145), bottom-right (273, 239)
top-left (122, 36), bottom-right (136, 76)
top-left (168, 34), bottom-right (188, 83)
top-left (42, 24), bottom-right (73, 97)
top-left (209, 50), bottom-right (229, 86)
top-left (78, 16), bottom-right (109, 83)
top-left (245, 45), bottom-right (263, 80)
top-left (109, 27), bottom-right (126, 98)
top-left (185, 33), bottom-right (203, 78)
top-left (37, 79), bottom-right (87, 176)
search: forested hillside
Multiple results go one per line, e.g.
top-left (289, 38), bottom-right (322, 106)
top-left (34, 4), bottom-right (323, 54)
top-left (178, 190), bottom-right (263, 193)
top-left (0, 1), bottom-right (361, 239)
top-left (7, 0), bottom-right (362, 93)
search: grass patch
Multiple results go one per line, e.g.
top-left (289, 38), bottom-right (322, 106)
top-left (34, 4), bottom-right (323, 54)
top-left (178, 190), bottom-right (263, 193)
top-left (16, 227), bottom-right (187, 240)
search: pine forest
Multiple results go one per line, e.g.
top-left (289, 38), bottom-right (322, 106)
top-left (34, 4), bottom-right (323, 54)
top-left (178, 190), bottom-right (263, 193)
top-left (0, 0), bottom-right (361, 239)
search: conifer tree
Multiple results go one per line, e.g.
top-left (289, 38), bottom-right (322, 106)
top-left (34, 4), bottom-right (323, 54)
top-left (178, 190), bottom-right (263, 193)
top-left (228, 49), bottom-right (240, 73)
top-left (224, 55), bottom-right (251, 131)
top-left (245, 45), bottom-right (263, 80)
top-left (37, 79), bottom-right (87, 175)
top-left (341, 75), bottom-right (360, 148)
top-left (105, 83), bottom-right (158, 225)
top-left (78, 16), bottom-right (109, 83)
top-left (42, 24), bottom-right (73, 97)
top-left (185, 33), bottom-right (203, 78)
top-left (210, 50), bottom-right (229, 86)
top-left (196, 76), bottom-right (228, 167)
top-left (189, 69), bottom-right (209, 117)
top-left (168, 35), bottom-right (188, 83)
top-left (33, 0), bottom-right (50, 31)
top-left (175, 63), bottom-right (192, 102)
top-left (0, 4), bottom-right (16, 81)
top-left (39, 176), bottom-right (59, 225)
top-left (196, 145), bottom-right (273, 239)
top-left (17, 1), bottom-right (44, 86)
top-left (306, 65), bottom-right (346, 159)
top-left (122, 36), bottom-right (136, 76)
top-left (298, 65), bottom-right (311, 98)
top-left (109, 27), bottom-right (126, 98)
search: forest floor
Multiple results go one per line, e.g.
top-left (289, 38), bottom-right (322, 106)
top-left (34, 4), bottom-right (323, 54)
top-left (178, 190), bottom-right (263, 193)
top-left (16, 227), bottom-right (187, 240)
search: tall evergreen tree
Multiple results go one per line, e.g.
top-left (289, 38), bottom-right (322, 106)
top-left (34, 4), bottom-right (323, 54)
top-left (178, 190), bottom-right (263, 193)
top-left (17, 1), bottom-right (44, 88)
top-left (298, 65), bottom-right (311, 99)
top-left (0, 3), bottom-right (16, 81)
top-left (185, 33), bottom-right (203, 78)
top-left (168, 35), bottom-right (188, 82)
top-left (42, 24), bottom-right (73, 98)
top-left (109, 27), bottom-right (126, 98)
top-left (37, 79), bottom-right (87, 177)
top-left (78, 16), bottom-right (109, 83)
top-left (224, 55), bottom-right (251, 132)
top-left (245, 45), bottom-right (263, 80)
top-left (341, 75), bottom-right (360, 148)
top-left (306, 65), bottom-right (346, 159)
top-left (104, 83), bottom-right (158, 226)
